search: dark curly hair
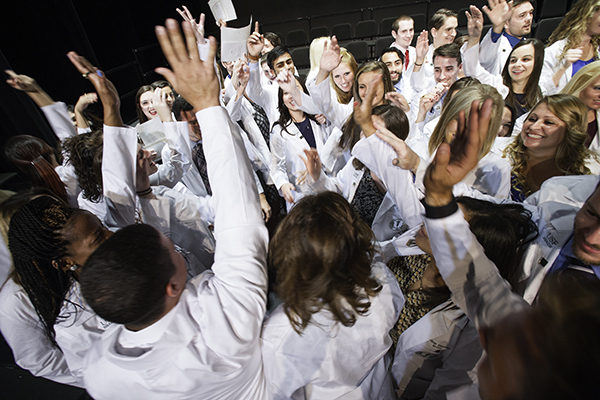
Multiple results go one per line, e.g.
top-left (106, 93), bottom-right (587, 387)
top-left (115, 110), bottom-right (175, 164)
top-left (61, 130), bottom-right (103, 202)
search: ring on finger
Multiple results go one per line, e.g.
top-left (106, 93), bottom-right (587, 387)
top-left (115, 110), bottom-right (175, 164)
top-left (82, 72), bottom-right (90, 79)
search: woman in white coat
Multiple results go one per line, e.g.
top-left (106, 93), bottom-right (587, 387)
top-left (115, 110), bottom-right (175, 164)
top-left (561, 61), bottom-right (600, 153)
top-left (270, 70), bottom-right (333, 210)
top-left (261, 191), bottom-right (404, 400)
top-left (542, 0), bottom-right (600, 94)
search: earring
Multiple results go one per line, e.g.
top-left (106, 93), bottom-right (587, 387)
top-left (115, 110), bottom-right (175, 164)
top-left (70, 264), bottom-right (79, 272)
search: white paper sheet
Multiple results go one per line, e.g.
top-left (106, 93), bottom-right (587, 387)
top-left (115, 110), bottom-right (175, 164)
top-left (220, 19), bottom-right (252, 62)
top-left (208, 0), bottom-right (237, 23)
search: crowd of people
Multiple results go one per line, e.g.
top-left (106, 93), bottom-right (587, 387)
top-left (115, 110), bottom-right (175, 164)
top-left (1, 0), bottom-right (600, 399)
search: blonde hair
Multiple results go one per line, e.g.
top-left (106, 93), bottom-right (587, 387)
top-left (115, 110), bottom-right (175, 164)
top-left (547, 0), bottom-right (600, 61)
top-left (428, 84), bottom-right (504, 160)
top-left (561, 60), bottom-right (600, 98)
top-left (330, 49), bottom-right (359, 105)
top-left (309, 37), bottom-right (330, 75)
top-left (504, 94), bottom-right (594, 196)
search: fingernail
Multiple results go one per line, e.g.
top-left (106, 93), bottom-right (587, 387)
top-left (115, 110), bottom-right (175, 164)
top-left (97, 70), bottom-right (104, 77)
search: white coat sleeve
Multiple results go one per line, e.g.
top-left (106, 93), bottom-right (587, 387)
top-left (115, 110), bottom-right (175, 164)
top-left (352, 134), bottom-right (425, 229)
top-left (478, 28), bottom-right (503, 75)
top-left (424, 208), bottom-right (529, 328)
top-left (461, 43), bottom-right (509, 98)
top-left (148, 121), bottom-right (190, 188)
top-left (40, 102), bottom-right (77, 141)
top-left (269, 125), bottom-right (291, 190)
top-left (192, 105), bottom-right (268, 356)
top-left (306, 76), bottom-right (353, 129)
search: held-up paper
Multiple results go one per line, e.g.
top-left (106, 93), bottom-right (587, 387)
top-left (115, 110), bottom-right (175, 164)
top-left (220, 19), bottom-right (252, 62)
top-left (208, 0), bottom-right (237, 23)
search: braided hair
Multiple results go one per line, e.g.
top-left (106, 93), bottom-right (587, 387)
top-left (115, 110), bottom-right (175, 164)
top-left (8, 196), bottom-right (75, 346)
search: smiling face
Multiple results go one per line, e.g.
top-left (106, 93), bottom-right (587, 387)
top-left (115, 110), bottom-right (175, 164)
top-left (273, 53), bottom-right (295, 75)
top-left (382, 51), bottom-right (403, 84)
top-left (508, 44), bottom-right (535, 85)
top-left (332, 63), bottom-right (354, 93)
top-left (433, 56), bottom-right (461, 87)
top-left (579, 76), bottom-right (600, 110)
top-left (358, 71), bottom-right (385, 106)
top-left (521, 102), bottom-right (567, 153)
top-left (573, 186), bottom-right (600, 265)
top-left (432, 16), bottom-right (458, 48)
top-left (506, 2), bottom-right (534, 38)
top-left (283, 79), bottom-right (304, 111)
top-left (393, 19), bottom-right (414, 50)
top-left (139, 91), bottom-right (157, 120)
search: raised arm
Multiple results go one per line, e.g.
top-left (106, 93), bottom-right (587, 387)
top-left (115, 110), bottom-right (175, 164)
top-left (155, 18), bottom-right (268, 345)
top-left (422, 98), bottom-right (528, 327)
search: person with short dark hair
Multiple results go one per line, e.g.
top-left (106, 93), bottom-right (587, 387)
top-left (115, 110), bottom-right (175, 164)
top-left (79, 18), bottom-right (270, 400)
top-left (410, 8), bottom-right (459, 94)
top-left (479, 0), bottom-right (535, 76)
top-left (390, 15), bottom-right (416, 72)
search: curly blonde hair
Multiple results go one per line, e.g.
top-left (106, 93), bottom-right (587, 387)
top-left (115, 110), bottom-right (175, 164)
top-left (547, 0), bottom-right (600, 61)
top-left (504, 94), bottom-right (594, 196)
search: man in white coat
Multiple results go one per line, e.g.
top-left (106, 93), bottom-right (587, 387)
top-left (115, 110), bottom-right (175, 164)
top-left (478, 0), bottom-right (534, 75)
top-left (79, 18), bottom-right (269, 400)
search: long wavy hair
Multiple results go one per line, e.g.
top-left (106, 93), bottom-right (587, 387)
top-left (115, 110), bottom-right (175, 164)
top-left (504, 94), bottom-right (594, 195)
top-left (502, 38), bottom-right (544, 113)
top-left (428, 84), bottom-right (504, 160)
top-left (339, 61), bottom-right (394, 152)
top-left (8, 196), bottom-right (78, 346)
top-left (330, 49), bottom-right (359, 105)
top-left (269, 192), bottom-right (382, 334)
top-left (547, 0), bottom-right (600, 61)
top-left (4, 135), bottom-right (68, 204)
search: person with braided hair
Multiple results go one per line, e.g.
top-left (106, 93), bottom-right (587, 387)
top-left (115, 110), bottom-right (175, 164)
top-left (0, 195), bottom-right (112, 387)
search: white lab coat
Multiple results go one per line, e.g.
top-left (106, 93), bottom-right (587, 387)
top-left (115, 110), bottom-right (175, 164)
top-left (305, 75), bottom-right (354, 130)
top-left (518, 175), bottom-right (598, 303)
top-left (540, 39), bottom-right (575, 95)
top-left (270, 119), bottom-right (331, 210)
top-left (82, 106), bottom-right (269, 400)
top-left (393, 301), bottom-right (482, 400)
top-left (478, 28), bottom-right (513, 76)
top-left (0, 278), bottom-right (82, 387)
top-left (261, 262), bottom-right (404, 400)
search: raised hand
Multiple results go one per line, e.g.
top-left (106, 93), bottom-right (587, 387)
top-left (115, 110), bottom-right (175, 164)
top-left (424, 98), bottom-right (493, 206)
top-left (483, 0), bottom-right (513, 34)
top-left (385, 92), bottom-right (410, 113)
top-left (415, 31), bottom-right (429, 65)
top-left (233, 58), bottom-right (250, 101)
top-left (564, 46), bottom-right (584, 67)
top-left (155, 19), bottom-right (219, 112)
top-left (353, 73), bottom-right (381, 136)
top-left (374, 121), bottom-right (420, 171)
top-left (315, 114), bottom-right (327, 125)
top-left (320, 36), bottom-right (342, 73)
top-left (299, 148), bottom-right (322, 182)
top-left (466, 5), bottom-right (484, 44)
top-left (247, 21), bottom-right (264, 60)
top-left (67, 51), bottom-right (122, 126)
top-left (5, 70), bottom-right (41, 93)
top-left (176, 6), bottom-right (206, 44)
top-left (75, 92), bottom-right (98, 113)
top-left (152, 87), bottom-right (173, 122)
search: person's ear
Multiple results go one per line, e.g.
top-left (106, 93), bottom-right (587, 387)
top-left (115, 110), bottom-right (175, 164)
top-left (431, 27), bottom-right (437, 39)
top-left (391, 30), bottom-right (398, 40)
top-left (51, 258), bottom-right (78, 273)
top-left (166, 277), bottom-right (184, 298)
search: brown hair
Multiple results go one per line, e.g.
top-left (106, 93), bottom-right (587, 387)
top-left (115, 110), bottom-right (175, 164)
top-left (548, 0), bottom-right (600, 60)
top-left (269, 192), bottom-right (382, 334)
top-left (4, 135), bottom-right (68, 204)
top-left (504, 94), bottom-right (594, 196)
